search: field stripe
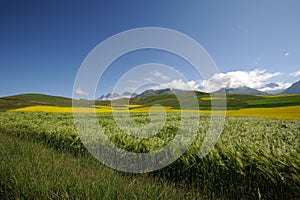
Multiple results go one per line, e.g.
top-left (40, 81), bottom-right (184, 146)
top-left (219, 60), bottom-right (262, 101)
top-left (8, 105), bottom-right (300, 120)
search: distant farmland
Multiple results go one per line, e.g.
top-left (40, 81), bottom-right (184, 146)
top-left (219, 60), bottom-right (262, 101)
top-left (0, 93), bottom-right (299, 199)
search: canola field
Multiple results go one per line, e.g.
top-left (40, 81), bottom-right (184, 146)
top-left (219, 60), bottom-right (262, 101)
top-left (9, 105), bottom-right (300, 120)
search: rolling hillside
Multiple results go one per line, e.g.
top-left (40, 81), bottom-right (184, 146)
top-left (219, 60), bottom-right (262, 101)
top-left (0, 94), bottom-right (73, 112)
top-left (0, 94), bottom-right (108, 112)
top-left (1, 92), bottom-right (300, 112)
top-left (130, 92), bottom-right (300, 110)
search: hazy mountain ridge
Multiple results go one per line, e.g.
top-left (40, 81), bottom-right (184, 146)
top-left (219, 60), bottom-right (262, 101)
top-left (213, 86), bottom-right (267, 95)
top-left (135, 88), bottom-right (188, 98)
top-left (97, 80), bottom-right (300, 100)
top-left (265, 83), bottom-right (279, 88)
top-left (281, 80), bottom-right (300, 94)
top-left (97, 92), bottom-right (137, 100)
top-left (259, 82), bottom-right (289, 94)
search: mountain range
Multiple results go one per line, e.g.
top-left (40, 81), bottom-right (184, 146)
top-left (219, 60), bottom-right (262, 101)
top-left (97, 92), bottom-right (137, 100)
top-left (135, 88), bottom-right (189, 98)
top-left (213, 86), bottom-right (267, 95)
top-left (97, 80), bottom-right (300, 100)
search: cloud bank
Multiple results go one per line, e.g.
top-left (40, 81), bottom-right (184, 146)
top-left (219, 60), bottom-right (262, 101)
top-left (198, 69), bottom-right (281, 92)
top-left (151, 69), bottom-right (291, 93)
top-left (290, 70), bottom-right (300, 77)
top-left (151, 79), bottom-right (199, 91)
top-left (258, 82), bottom-right (292, 93)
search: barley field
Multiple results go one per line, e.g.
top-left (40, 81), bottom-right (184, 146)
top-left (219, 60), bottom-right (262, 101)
top-left (0, 111), bottom-right (299, 199)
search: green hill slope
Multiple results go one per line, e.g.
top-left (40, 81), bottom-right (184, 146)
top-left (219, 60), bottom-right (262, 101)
top-left (0, 94), bottom-right (73, 111)
top-left (1, 92), bottom-right (300, 112)
top-left (131, 93), bottom-right (300, 110)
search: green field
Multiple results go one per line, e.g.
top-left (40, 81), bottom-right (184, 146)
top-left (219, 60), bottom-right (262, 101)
top-left (0, 94), bottom-right (73, 111)
top-left (135, 93), bottom-right (300, 110)
top-left (0, 93), bottom-right (300, 199)
top-left (0, 93), bottom-right (110, 112)
top-left (0, 111), bottom-right (299, 199)
top-left (1, 93), bottom-right (300, 112)
top-left (0, 131), bottom-right (201, 199)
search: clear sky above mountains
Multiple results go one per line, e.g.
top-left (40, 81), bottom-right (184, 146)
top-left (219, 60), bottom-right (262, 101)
top-left (1, 0), bottom-right (300, 98)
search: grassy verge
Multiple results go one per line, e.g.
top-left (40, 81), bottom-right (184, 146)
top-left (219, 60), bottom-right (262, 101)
top-left (0, 132), bottom-right (202, 199)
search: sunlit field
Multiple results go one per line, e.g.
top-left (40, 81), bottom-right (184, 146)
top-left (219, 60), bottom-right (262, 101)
top-left (2, 93), bottom-right (300, 199)
top-left (262, 94), bottom-right (300, 98)
top-left (9, 105), bottom-right (300, 120)
top-left (0, 111), bottom-right (299, 199)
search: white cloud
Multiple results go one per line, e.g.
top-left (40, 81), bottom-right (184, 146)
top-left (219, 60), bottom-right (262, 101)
top-left (143, 77), bottom-right (154, 82)
top-left (290, 70), bottom-right (300, 77)
top-left (151, 79), bottom-right (199, 91)
top-left (258, 82), bottom-right (292, 92)
top-left (151, 70), bottom-right (169, 81)
top-left (150, 69), bottom-right (282, 93)
top-left (198, 69), bottom-right (281, 92)
top-left (284, 52), bottom-right (289, 56)
top-left (75, 88), bottom-right (89, 96)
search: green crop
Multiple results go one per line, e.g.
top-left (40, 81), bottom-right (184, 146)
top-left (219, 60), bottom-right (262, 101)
top-left (0, 111), bottom-right (299, 199)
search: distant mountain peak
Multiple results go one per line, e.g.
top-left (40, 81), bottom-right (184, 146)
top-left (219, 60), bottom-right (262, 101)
top-left (97, 92), bottom-right (137, 101)
top-left (281, 80), bottom-right (300, 94)
top-left (134, 88), bottom-right (187, 98)
top-left (265, 82), bottom-right (279, 88)
top-left (213, 86), bottom-right (267, 96)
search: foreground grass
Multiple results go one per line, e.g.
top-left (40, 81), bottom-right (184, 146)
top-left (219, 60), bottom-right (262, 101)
top-left (0, 132), bottom-right (203, 199)
top-left (0, 112), bottom-right (299, 199)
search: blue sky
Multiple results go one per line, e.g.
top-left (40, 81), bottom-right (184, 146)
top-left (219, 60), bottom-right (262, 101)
top-left (1, 0), bottom-right (300, 98)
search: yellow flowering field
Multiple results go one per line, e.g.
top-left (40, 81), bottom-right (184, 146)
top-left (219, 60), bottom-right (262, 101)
top-left (9, 105), bottom-right (300, 120)
top-left (9, 105), bottom-right (176, 113)
top-left (261, 94), bottom-right (299, 98)
top-left (10, 106), bottom-right (112, 113)
top-left (200, 97), bottom-right (233, 101)
top-left (200, 106), bottom-right (300, 120)
top-left (229, 106), bottom-right (300, 120)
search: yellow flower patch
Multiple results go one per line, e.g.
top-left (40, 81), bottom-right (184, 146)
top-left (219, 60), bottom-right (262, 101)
top-left (8, 105), bottom-right (300, 120)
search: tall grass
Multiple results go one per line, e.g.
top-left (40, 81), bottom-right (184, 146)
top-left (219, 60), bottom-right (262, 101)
top-left (0, 132), bottom-right (201, 199)
top-left (0, 111), bottom-right (299, 199)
